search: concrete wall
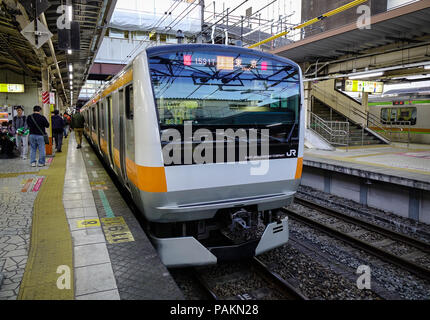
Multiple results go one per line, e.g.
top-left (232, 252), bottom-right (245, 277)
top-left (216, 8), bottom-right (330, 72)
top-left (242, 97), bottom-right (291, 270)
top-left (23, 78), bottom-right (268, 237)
top-left (0, 70), bottom-right (40, 118)
top-left (301, 0), bottom-right (387, 38)
top-left (302, 166), bottom-right (430, 224)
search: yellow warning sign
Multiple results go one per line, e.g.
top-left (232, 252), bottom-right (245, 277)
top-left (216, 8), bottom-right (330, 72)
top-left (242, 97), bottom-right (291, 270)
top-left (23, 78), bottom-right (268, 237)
top-left (101, 216), bottom-right (135, 244)
top-left (77, 219), bottom-right (101, 228)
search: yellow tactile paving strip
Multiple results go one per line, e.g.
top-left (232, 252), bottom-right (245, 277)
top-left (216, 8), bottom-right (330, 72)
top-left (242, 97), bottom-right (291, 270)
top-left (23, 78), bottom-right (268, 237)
top-left (18, 140), bottom-right (74, 300)
top-left (0, 172), bottom-right (39, 179)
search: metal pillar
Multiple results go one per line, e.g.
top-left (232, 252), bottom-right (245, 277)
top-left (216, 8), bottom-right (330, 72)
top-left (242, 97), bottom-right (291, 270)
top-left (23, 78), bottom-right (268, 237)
top-left (42, 66), bottom-right (53, 156)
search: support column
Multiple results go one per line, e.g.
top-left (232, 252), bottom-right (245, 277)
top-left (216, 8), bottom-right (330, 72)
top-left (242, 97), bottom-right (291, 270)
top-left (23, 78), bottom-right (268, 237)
top-left (42, 66), bottom-right (53, 156)
top-left (362, 92), bottom-right (369, 127)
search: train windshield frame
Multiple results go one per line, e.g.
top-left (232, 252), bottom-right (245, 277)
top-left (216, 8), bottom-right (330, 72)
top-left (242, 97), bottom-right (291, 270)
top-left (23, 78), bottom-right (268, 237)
top-left (148, 47), bottom-right (301, 129)
top-left (147, 46), bottom-right (302, 164)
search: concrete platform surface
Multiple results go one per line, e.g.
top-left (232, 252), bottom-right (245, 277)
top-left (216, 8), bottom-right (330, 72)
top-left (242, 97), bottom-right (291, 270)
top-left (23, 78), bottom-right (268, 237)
top-left (304, 143), bottom-right (430, 190)
top-left (0, 133), bottom-right (184, 300)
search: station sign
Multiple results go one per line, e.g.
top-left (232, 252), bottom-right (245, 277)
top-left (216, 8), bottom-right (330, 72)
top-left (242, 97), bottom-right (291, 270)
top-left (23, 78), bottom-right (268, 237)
top-left (345, 80), bottom-right (384, 94)
top-left (0, 83), bottom-right (25, 93)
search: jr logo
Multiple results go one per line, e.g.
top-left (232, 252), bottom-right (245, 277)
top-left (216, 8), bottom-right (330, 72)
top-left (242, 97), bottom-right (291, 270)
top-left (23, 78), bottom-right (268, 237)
top-left (286, 150), bottom-right (297, 157)
top-left (56, 265), bottom-right (71, 290)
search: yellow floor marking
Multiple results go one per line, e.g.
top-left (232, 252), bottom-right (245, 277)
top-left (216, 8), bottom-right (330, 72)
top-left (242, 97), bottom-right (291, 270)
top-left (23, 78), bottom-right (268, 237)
top-left (77, 219), bottom-right (101, 228)
top-left (18, 141), bottom-right (74, 300)
top-left (101, 217), bottom-right (135, 244)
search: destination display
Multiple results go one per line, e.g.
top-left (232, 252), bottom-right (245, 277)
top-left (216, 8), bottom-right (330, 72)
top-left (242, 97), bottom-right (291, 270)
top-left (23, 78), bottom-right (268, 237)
top-left (0, 83), bottom-right (25, 93)
top-left (345, 80), bottom-right (383, 94)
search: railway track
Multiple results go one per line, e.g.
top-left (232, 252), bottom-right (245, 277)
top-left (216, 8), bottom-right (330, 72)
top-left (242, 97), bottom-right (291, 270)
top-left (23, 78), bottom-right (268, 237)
top-left (193, 258), bottom-right (308, 300)
top-left (285, 197), bottom-right (430, 282)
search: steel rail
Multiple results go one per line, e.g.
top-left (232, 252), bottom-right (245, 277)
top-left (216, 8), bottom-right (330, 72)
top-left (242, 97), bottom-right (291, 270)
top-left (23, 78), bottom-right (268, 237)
top-left (294, 197), bottom-right (430, 255)
top-left (252, 258), bottom-right (308, 300)
top-left (283, 207), bottom-right (430, 282)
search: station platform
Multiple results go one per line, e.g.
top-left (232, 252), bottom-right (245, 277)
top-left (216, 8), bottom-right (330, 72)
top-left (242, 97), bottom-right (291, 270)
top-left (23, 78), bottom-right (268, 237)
top-left (0, 133), bottom-right (184, 300)
top-left (302, 143), bottom-right (430, 223)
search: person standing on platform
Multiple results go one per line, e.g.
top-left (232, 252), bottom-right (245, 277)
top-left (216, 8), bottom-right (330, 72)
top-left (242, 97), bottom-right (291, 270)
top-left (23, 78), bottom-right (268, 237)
top-left (27, 105), bottom-right (50, 167)
top-left (63, 112), bottom-right (71, 138)
top-left (52, 110), bottom-right (65, 153)
top-left (71, 108), bottom-right (85, 149)
top-left (13, 106), bottom-right (29, 160)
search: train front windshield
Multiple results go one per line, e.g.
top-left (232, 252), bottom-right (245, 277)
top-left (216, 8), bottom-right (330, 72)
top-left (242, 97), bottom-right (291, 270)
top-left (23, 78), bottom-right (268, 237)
top-left (148, 48), bottom-right (301, 164)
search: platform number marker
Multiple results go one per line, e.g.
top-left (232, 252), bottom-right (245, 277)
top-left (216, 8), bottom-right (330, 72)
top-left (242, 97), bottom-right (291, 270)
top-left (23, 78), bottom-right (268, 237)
top-left (101, 216), bottom-right (134, 244)
top-left (77, 219), bottom-right (101, 228)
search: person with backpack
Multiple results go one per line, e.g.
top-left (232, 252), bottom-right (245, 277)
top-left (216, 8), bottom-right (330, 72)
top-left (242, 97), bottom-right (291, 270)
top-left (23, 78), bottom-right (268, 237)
top-left (71, 108), bottom-right (85, 149)
top-left (52, 110), bottom-right (65, 153)
top-left (26, 105), bottom-right (50, 167)
top-left (63, 112), bottom-right (71, 138)
top-left (13, 105), bottom-right (29, 160)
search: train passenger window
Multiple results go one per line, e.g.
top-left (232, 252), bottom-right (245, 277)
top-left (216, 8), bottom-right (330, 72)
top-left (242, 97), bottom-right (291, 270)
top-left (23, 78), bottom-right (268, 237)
top-left (91, 107), bottom-right (96, 131)
top-left (381, 107), bottom-right (416, 125)
top-left (126, 85), bottom-right (134, 120)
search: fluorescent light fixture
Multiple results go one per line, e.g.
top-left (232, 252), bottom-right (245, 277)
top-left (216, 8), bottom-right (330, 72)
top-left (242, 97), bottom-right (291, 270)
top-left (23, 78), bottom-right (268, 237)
top-left (69, 74), bottom-right (73, 80)
top-left (69, 64), bottom-right (73, 72)
top-left (349, 72), bottom-right (384, 80)
top-left (67, 49), bottom-right (72, 55)
top-left (406, 75), bottom-right (430, 80)
top-left (425, 65), bottom-right (430, 70)
top-left (70, 81), bottom-right (73, 86)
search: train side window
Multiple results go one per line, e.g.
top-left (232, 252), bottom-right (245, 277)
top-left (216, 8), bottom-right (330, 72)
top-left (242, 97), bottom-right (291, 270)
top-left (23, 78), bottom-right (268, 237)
top-left (381, 108), bottom-right (389, 124)
top-left (126, 85), bottom-right (134, 120)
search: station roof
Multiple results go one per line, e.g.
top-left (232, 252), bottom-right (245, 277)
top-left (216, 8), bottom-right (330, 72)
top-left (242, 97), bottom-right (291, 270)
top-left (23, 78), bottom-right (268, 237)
top-left (271, 0), bottom-right (430, 64)
top-left (0, 0), bottom-right (117, 107)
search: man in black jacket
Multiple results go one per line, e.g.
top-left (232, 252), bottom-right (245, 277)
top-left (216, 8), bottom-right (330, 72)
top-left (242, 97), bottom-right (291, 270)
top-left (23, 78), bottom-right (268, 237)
top-left (27, 105), bottom-right (50, 167)
top-left (52, 110), bottom-right (65, 152)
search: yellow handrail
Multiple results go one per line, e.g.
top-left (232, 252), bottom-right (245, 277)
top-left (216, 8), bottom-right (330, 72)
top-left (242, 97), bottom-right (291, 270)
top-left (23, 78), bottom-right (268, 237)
top-left (247, 0), bottom-right (368, 49)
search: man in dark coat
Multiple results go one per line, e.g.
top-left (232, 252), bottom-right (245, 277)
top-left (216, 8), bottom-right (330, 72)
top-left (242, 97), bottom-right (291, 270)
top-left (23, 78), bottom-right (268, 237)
top-left (27, 105), bottom-right (50, 167)
top-left (52, 110), bottom-right (65, 152)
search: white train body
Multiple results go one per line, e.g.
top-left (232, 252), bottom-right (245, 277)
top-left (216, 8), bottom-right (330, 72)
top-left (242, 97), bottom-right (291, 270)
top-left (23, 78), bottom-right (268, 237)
top-left (82, 44), bottom-right (305, 267)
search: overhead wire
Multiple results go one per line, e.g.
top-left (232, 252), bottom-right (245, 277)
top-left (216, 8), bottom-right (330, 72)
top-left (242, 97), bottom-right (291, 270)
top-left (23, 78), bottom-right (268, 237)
top-left (164, 0), bottom-right (201, 31)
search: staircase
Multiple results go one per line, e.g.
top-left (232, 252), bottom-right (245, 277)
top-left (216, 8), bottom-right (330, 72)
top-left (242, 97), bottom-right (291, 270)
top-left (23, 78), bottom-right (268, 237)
top-left (309, 80), bottom-right (391, 148)
top-left (312, 99), bottom-right (385, 146)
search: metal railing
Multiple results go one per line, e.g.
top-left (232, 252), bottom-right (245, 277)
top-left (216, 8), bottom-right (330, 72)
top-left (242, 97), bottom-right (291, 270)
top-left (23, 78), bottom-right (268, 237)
top-left (379, 121), bottom-right (412, 148)
top-left (312, 86), bottom-right (396, 144)
top-left (309, 112), bottom-right (350, 148)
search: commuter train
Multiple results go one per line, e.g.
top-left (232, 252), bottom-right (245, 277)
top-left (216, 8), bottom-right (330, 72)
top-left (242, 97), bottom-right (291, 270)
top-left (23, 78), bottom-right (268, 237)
top-left (81, 44), bottom-right (305, 267)
top-left (368, 97), bottom-right (430, 144)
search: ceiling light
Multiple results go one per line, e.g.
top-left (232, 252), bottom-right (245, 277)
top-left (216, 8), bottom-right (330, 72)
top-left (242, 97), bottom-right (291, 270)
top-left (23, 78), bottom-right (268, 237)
top-left (425, 65), bottom-right (430, 70)
top-left (349, 72), bottom-right (384, 80)
top-left (67, 49), bottom-right (72, 55)
top-left (69, 64), bottom-right (73, 72)
top-left (69, 74), bottom-right (73, 80)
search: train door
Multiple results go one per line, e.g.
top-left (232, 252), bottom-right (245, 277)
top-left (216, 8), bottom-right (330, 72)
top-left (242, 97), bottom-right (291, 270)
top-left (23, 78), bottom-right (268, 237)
top-left (124, 84), bottom-right (134, 186)
top-left (97, 102), bottom-right (102, 150)
top-left (118, 88), bottom-right (128, 184)
top-left (107, 96), bottom-right (114, 168)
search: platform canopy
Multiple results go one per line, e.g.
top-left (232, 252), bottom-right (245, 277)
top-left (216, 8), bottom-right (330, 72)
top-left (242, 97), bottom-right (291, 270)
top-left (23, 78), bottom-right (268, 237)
top-left (0, 0), bottom-right (117, 107)
top-left (271, 0), bottom-right (430, 64)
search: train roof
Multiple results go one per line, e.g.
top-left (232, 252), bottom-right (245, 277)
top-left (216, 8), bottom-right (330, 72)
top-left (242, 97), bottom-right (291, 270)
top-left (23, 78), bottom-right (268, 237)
top-left (82, 44), bottom-right (302, 110)
top-left (145, 43), bottom-right (301, 69)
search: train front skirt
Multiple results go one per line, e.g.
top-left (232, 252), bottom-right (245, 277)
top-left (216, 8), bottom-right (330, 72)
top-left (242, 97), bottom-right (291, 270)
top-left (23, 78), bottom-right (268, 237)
top-left (150, 218), bottom-right (289, 268)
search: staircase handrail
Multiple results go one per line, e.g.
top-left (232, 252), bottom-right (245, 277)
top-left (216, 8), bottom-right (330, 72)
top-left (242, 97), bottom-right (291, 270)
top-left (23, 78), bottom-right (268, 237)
top-left (309, 111), bottom-right (350, 147)
top-left (312, 85), bottom-right (392, 142)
